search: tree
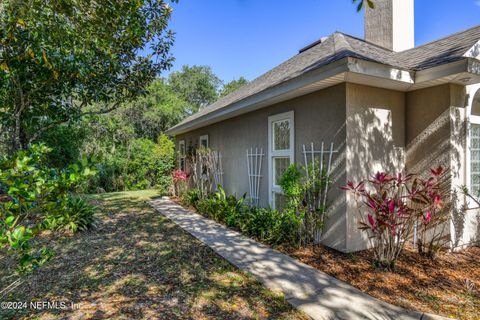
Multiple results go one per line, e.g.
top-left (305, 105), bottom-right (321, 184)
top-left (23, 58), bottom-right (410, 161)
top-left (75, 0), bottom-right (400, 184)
top-left (168, 65), bottom-right (222, 113)
top-left (120, 79), bottom-right (190, 141)
top-left (0, 0), bottom-right (176, 152)
top-left (352, 0), bottom-right (374, 12)
top-left (38, 122), bottom-right (87, 169)
top-left (220, 77), bottom-right (249, 98)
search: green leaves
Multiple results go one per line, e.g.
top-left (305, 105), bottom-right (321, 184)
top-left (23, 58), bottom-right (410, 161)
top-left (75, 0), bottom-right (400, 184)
top-left (17, 247), bottom-right (54, 273)
top-left (278, 162), bottom-right (331, 246)
top-left (0, 143), bottom-right (97, 273)
top-left (8, 226), bottom-right (33, 249)
top-left (184, 188), bottom-right (301, 247)
top-left (220, 77), bottom-right (249, 98)
top-left (1, 0), bottom-right (176, 149)
top-left (353, 0), bottom-right (375, 12)
top-left (4, 216), bottom-right (15, 226)
top-left (168, 65), bottom-right (223, 113)
top-left (42, 196), bottom-right (96, 233)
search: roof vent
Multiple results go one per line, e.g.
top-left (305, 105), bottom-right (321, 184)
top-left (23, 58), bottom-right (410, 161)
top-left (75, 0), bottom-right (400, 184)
top-left (299, 36), bottom-right (328, 54)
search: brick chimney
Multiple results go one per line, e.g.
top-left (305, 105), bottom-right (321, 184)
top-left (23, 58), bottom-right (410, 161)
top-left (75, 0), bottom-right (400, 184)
top-left (364, 0), bottom-right (414, 52)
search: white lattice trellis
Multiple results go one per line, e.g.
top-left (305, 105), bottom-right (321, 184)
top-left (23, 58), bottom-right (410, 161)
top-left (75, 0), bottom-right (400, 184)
top-left (246, 148), bottom-right (264, 206)
top-left (302, 141), bottom-right (337, 242)
top-left (193, 148), bottom-right (224, 195)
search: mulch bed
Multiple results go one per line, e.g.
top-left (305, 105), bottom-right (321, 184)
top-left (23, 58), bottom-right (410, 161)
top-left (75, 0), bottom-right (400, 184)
top-left (282, 244), bottom-right (480, 320)
top-left (174, 197), bottom-right (479, 319)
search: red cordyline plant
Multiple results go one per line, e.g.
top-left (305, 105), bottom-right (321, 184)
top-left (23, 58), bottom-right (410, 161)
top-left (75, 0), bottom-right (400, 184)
top-left (173, 169), bottom-right (187, 182)
top-left (173, 169), bottom-right (188, 196)
top-left (342, 166), bottom-right (448, 270)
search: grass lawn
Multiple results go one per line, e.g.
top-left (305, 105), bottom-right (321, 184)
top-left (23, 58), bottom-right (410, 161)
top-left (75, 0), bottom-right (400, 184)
top-left (0, 190), bottom-right (307, 320)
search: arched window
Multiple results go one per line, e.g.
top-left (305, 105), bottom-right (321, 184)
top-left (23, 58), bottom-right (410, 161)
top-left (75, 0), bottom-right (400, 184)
top-left (468, 89), bottom-right (480, 198)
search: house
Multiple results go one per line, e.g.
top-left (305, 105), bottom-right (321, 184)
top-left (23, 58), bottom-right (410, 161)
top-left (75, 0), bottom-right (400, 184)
top-left (167, 0), bottom-right (480, 252)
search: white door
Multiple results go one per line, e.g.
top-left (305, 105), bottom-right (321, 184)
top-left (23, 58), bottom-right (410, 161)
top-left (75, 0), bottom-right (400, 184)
top-left (268, 111), bottom-right (294, 209)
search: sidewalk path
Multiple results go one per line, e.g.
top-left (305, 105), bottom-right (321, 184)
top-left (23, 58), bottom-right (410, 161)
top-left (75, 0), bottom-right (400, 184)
top-left (149, 197), bottom-right (448, 320)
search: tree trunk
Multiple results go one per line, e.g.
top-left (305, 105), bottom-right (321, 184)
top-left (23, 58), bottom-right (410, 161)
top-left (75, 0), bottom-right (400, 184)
top-left (12, 74), bottom-right (27, 152)
top-left (12, 111), bottom-right (23, 152)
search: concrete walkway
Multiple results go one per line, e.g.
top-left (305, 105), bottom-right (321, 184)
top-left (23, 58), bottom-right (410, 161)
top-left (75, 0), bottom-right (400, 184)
top-left (149, 197), bottom-right (448, 320)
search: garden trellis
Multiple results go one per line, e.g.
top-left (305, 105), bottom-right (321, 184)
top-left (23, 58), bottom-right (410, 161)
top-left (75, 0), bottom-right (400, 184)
top-left (191, 148), bottom-right (224, 196)
top-left (246, 148), bottom-right (264, 206)
top-left (302, 141), bottom-right (337, 242)
top-left (211, 150), bottom-right (224, 189)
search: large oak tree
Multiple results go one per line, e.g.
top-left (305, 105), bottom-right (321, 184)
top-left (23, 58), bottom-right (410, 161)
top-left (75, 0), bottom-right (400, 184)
top-left (0, 0), bottom-right (177, 152)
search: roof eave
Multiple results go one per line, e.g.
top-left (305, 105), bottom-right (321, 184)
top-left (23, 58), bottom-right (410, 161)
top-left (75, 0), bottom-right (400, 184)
top-left (411, 58), bottom-right (480, 88)
top-left (167, 57), bottom-right (480, 136)
top-left (167, 57), bottom-right (352, 135)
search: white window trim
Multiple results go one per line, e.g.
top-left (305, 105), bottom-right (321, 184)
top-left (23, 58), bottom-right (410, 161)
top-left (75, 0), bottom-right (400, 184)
top-left (199, 134), bottom-right (209, 148)
top-left (268, 111), bottom-right (295, 209)
top-left (466, 85), bottom-right (480, 208)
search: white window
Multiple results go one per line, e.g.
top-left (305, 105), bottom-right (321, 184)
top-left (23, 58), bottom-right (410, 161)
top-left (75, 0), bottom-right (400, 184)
top-left (199, 135), bottom-right (209, 148)
top-left (468, 88), bottom-right (480, 204)
top-left (178, 140), bottom-right (186, 171)
top-left (268, 111), bottom-right (294, 209)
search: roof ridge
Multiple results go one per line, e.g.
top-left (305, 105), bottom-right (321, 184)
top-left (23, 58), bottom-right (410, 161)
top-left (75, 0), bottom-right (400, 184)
top-left (397, 24), bottom-right (480, 54)
top-left (335, 31), bottom-right (394, 52)
top-left (332, 32), bottom-right (353, 54)
top-left (298, 34), bottom-right (331, 54)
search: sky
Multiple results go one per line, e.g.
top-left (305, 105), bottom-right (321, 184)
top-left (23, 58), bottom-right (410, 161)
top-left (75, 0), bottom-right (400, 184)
top-left (162, 0), bottom-right (480, 82)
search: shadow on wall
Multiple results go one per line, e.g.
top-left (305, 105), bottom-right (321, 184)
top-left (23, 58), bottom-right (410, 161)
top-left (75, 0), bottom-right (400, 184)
top-left (450, 105), bottom-right (468, 248)
top-left (348, 107), bottom-right (404, 179)
top-left (406, 108), bottom-right (451, 176)
top-left (406, 108), bottom-right (455, 246)
top-left (346, 107), bottom-right (405, 251)
top-left (321, 131), bottom-right (347, 250)
top-left (406, 104), bottom-right (480, 249)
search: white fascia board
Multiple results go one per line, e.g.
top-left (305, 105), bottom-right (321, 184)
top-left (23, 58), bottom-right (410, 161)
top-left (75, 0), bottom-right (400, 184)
top-left (347, 57), bottom-right (415, 84)
top-left (415, 59), bottom-right (471, 83)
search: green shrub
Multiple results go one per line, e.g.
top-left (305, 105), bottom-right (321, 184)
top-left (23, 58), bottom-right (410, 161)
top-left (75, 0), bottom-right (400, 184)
top-left (188, 186), bottom-right (301, 248)
top-left (241, 207), bottom-right (301, 247)
top-left (0, 144), bottom-right (95, 272)
top-left (40, 123), bottom-right (87, 169)
top-left (279, 163), bottom-right (331, 247)
top-left (43, 196), bottom-right (96, 233)
top-left (85, 134), bottom-right (174, 193)
top-left (195, 186), bottom-right (246, 223)
top-left (196, 197), bottom-right (218, 218)
top-left (182, 188), bottom-right (201, 207)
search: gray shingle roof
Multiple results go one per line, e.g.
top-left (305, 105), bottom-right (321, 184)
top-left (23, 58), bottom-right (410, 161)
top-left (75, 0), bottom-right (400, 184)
top-left (170, 25), bottom-right (480, 132)
top-left (394, 25), bottom-right (480, 70)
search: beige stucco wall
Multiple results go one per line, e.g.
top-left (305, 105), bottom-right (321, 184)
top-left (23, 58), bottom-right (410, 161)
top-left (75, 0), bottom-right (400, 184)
top-left (176, 84), bottom-right (348, 250)
top-left (406, 84), bottom-right (479, 249)
top-left (174, 81), bottom-right (479, 252)
top-left (345, 83), bottom-right (406, 251)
